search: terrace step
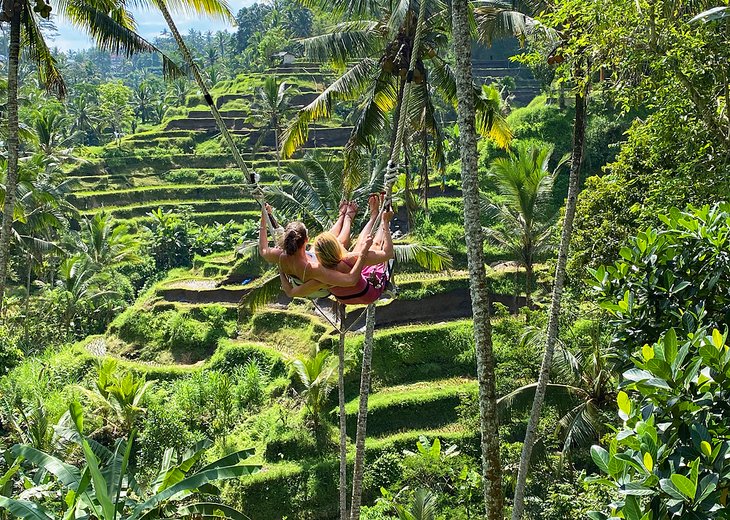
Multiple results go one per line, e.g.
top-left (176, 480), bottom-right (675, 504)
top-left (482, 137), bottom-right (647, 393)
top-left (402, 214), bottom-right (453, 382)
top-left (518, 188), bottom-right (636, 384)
top-left (212, 91), bottom-right (319, 110)
top-left (69, 184), bottom-right (261, 210)
top-left (342, 285), bottom-right (526, 330)
top-left (80, 199), bottom-right (261, 219)
top-left (341, 378), bottom-right (477, 438)
top-left (118, 211), bottom-right (259, 228)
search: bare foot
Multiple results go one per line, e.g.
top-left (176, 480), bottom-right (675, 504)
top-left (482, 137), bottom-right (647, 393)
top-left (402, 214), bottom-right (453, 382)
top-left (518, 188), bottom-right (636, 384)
top-left (346, 201), bottom-right (359, 219)
top-left (339, 200), bottom-right (348, 215)
top-left (368, 194), bottom-right (380, 216)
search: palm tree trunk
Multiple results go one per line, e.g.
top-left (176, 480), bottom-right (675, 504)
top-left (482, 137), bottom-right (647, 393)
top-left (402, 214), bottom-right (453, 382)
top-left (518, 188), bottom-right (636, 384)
top-left (510, 83), bottom-right (588, 520)
top-left (337, 303), bottom-right (348, 520)
top-left (349, 303), bottom-right (376, 520)
top-left (0, 0), bottom-right (21, 310)
top-left (451, 1), bottom-right (503, 517)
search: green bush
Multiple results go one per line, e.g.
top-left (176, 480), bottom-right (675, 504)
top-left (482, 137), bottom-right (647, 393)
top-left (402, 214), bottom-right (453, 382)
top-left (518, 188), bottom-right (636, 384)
top-left (222, 460), bottom-right (339, 520)
top-left (208, 339), bottom-right (286, 378)
top-left (138, 399), bottom-right (199, 468)
top-left (592, 203), bottom-right (730, 351)
top-left (588, 327), bottom-right (730, 519)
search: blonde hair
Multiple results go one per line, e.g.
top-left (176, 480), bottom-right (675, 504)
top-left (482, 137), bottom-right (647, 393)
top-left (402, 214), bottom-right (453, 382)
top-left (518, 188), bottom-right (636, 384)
top-left (314, 232), bottom-right (345, 269)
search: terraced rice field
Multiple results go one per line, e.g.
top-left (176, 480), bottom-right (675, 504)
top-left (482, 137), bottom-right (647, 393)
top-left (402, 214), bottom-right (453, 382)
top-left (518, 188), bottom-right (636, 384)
top-left (62, 62), bottom-right (539, 519)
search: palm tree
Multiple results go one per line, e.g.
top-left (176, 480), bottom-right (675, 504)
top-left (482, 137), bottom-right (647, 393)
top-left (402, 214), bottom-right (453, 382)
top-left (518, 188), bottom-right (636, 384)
top-left (167, 77), bottom-right (191, 107)
top-left (32, 110), bottom-right (74, 158)
top-left (282, 0), bottom-right (511, 179)
top-left (67, 94), bottom-right (100, 145)
top-left (0, 0), bottom-right (185, 309)
top-left (510, 54), bottom-right (591, 520)
top-left (132, 82), bottom-right (156, 124)
top-left (252, 76), bottom-right (294, 178)
top-left (451, 0), bottom-right (503, 517)
top-left (498, 319), bottom-right (617, 467)
top-left (292, 348), bottom-right (338, 434)
top-left (77, 211), bottom-right (141, 271)
top-left (483, 142), bottom-right (565, 306)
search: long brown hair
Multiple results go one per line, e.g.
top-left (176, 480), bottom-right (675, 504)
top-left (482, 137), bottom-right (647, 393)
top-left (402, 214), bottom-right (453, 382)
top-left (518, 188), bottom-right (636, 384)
top-left (281, 222), bottom-right (308, 255)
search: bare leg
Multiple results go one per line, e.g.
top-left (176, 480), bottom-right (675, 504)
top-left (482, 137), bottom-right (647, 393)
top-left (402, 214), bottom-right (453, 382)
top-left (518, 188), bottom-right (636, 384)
top-left (353, 196), bottom-right (379, 251)
top-left (380, 210), bottom-right (394, 259)
top-left (329, 201), bottom-right (348, 236)
top-left (337, 202), bottom-right (358, 248)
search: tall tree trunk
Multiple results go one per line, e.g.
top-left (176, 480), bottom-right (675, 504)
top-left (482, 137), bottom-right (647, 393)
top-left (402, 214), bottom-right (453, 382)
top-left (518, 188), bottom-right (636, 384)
top-left (0, 0), bottom-right (21, 310)
top-left (510, 84), bottom-right (588, 520)
top-left (451, 1), bottom-right (503, 517)
top-left (349, 303), bottom-right (376, 520)
top-left (337, 303), bottom-right (348, 520)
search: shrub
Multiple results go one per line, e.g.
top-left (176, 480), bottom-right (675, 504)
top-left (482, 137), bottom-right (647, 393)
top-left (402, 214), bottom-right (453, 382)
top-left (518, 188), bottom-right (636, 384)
top-left (587, 327), bottom-right (730, 519)
top-left (208, 339), bottom-right (286, 377)
top-left (591, 203), bottom-right (730, 351)
top-left (138, 398), bottom-right (198, 468)
top-left (234, 359), bottom-right (269, 409)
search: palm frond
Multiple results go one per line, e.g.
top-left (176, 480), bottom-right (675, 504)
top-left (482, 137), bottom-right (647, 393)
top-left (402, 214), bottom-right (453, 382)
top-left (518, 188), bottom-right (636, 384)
top-left (431, 57), bottom-right (511, 147)
top-left (558, 401), bottom-right (603, 456)
top-left (60, 0), bottom-right (185, 79)
top-left (393, 241), bottom-right (452, 271)
top-left (343, 72), bottom-right (400, 191)
top-left (497, 382), bottom-right (585, 423)
top-left (473, 2), bottom-right (534, 45)
top-left (302, 21), bottom-right (384, 67)
top-left (281, 58), bottom-right (380, 158)
top-left (152, 0), bottom-right (233, 21)
top-left (22, 9), bottom-right (66, 97)
top-left (239, 271), bottom-right (282, 313)
top-left (297, 0), bottom-right (379, 18)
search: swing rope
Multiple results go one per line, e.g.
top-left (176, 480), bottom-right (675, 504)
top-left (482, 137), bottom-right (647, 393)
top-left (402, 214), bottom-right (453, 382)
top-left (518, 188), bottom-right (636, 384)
top-left (156, 0), bottom-right (276, 238)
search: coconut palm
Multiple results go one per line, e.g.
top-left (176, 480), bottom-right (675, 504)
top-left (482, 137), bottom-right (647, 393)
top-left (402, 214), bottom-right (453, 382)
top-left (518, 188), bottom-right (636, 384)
top-left (167, 77), bottom-right (191, 107)
top-left (132, 81), bottom-right (156, 124)
top-left (67, 94), bottom-right (100, 145)
top-left (282, 0), bottom-right (511, 182)
top-left (292, 348), bottom-right (338, 434)
top-left (77, 211), bottom-right (141, 271)
top-left (0, 0), bottom-right (186, 309)
top-left (252, 76), bottom-right (294, 178)
top-left (451, 0), bottom-right (504, 517)
top-left (31, 110), bottom-right (74, 158)
top-left (483, 142), bottom-right (566, 306)
top-left (510, 40), bottom-right (591, 520)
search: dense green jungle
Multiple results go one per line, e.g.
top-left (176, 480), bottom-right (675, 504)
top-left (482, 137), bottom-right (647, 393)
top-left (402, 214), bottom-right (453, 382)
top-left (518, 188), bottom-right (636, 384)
top-left (0, 0), bottom-right (729, 519)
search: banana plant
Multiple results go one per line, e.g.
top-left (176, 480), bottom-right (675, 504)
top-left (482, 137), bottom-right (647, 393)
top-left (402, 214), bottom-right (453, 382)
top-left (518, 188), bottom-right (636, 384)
top-left (0, 402), bottom-right (259, 520)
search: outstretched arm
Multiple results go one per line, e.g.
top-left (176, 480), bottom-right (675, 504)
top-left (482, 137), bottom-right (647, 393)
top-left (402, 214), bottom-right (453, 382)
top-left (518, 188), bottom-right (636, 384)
top-left (280, 272), bottom-right (328, 298)
top-left (310, 235), bottom-right (374, 287)
top-left (259, 205), bottom-right (281, 263)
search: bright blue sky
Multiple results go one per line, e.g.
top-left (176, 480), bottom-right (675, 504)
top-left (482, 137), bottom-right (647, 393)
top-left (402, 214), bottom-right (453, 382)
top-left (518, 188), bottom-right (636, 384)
top-left (51, 0), bottom-right (256, 51)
